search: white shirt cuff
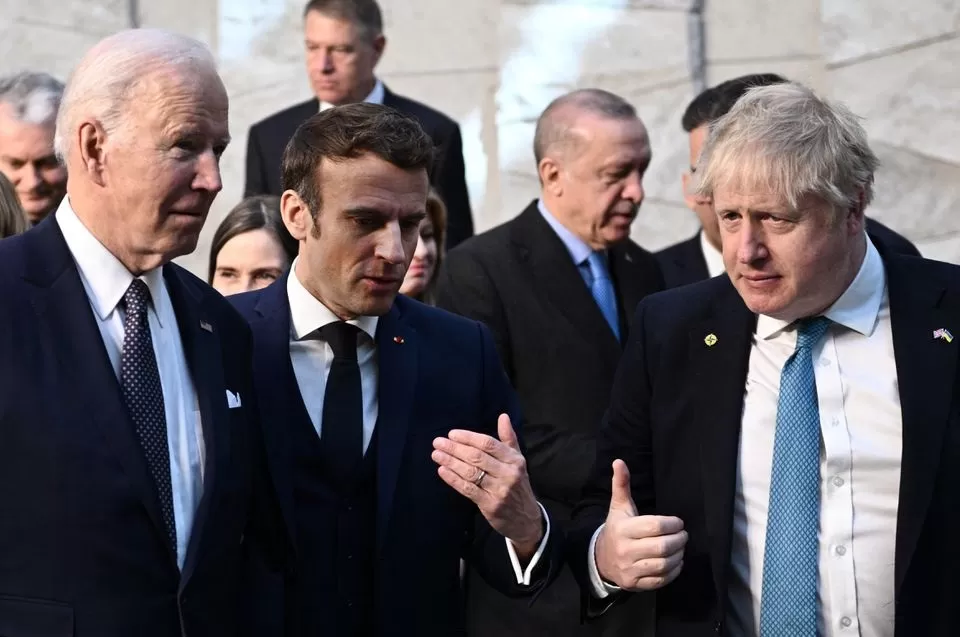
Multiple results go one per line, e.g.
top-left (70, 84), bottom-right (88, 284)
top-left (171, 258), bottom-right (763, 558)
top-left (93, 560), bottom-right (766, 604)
top-left (505, 502), bottom-right (550, 585)
top-left (588, 523), bottom-right (622, 599)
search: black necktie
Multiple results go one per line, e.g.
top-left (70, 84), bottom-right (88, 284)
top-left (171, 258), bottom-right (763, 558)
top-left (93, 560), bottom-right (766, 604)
top-left (120, 279), bottom-right (177, 553)
top-left (319, 322), bottom-right (364, 483)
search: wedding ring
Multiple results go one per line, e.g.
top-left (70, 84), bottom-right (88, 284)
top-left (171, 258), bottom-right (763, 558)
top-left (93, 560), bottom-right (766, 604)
top-left (473, 469), bottom-right (487, 487)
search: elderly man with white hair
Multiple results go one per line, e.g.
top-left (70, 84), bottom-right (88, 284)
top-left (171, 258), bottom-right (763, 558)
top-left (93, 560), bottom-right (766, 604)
top-left (569, 81), bottom-right (960, 637)
top-left (0, 29), bottom-right (283, 637)
top-left (0, 71), bottom-right (66, 224)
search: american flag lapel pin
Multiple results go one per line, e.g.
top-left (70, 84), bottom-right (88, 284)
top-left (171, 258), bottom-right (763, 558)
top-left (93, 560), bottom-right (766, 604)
top-left (933, 328), bottom-right (953, 343)
top-left (200, 320), bottom-right (213, 333)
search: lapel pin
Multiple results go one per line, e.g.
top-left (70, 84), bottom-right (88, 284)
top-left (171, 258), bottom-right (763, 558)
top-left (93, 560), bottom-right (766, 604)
top-left (393, 336), bottom-right (405, 344)
top-left (933, 328), bottom-right (953, 343)
top-left (625, 253), bottom-right (634, 263)
top-left (704, 333), bottom-right (718, 347)
top-left (200, 320), bottom-right (213, 333)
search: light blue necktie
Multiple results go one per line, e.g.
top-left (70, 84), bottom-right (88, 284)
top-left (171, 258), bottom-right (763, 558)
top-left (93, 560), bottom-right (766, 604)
top-left (759, 316), bottom-right (832, 637)
top-left (584, 251), bottom-right (620, 341)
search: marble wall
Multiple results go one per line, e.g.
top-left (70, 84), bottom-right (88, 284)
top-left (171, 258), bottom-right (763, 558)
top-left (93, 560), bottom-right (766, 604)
top-left (1, 0), bottom-right (957, 273)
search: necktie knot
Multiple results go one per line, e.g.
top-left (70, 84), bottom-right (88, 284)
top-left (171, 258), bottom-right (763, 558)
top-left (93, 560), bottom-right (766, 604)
top-left (123, 279), bottom-right (152, 317)
top-left (321, 322), bottom-right (360, 360)
top-left (795, 316), bottom-right (832, 351)
top-left (585, 251), bottom-right (611, 282)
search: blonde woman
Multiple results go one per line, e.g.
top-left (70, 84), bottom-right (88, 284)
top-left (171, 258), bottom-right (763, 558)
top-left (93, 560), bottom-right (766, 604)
top-left (400, 187), bottom-right (447, 304)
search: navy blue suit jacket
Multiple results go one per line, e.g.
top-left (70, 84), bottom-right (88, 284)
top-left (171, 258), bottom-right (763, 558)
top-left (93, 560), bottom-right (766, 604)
top-left (571, 251), bottom-right (960, 636)
top-left (0, 217), bottom-right (281, 636)
top-left (230, 279), bottom-right (562, 636)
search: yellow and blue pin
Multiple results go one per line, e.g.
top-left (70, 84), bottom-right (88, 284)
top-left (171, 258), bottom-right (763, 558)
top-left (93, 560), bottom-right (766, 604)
top-left (933, 328), bottom-right (953, 343)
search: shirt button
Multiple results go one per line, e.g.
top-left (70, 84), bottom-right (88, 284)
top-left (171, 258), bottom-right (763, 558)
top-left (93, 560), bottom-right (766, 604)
top-left (820, 358), bottom-right (831, 367)
top-left (836, 545), bottom-right (847, 556)
top-left (840, 616), bottom-right (852, 628)
top-left (831, 417), bottom-right (840, 427)
top-left (833, 476), bottom-right (844, 487)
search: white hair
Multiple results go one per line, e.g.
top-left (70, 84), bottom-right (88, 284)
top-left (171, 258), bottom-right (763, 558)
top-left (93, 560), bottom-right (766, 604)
top-left (0, 71), bottom-right (64, 126)
top-left (694, 82), bottom-right (879, 213)
top-left (54, 28), bottom-right (218, 162)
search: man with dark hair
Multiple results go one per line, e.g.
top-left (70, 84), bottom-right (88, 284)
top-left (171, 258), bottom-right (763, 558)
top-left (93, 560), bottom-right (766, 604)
top-left (657, 73), bottom-right (920, 289)
top-left (436, 89), bottom-right (663, 637)
top-left (231, 103), bottom-right (560, 636)
top-left (244, 0), bottom-right (475, 249)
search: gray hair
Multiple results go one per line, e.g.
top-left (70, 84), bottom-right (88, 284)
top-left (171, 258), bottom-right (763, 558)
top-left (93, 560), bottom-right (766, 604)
top-left (54, 28), bottom-right (217, 162)
top-left (694, 82), bottom-right (878, 214)
top-left (0, 71), bottom-right (64, 126)
top-left (533, 88), bottom-right (638, 164)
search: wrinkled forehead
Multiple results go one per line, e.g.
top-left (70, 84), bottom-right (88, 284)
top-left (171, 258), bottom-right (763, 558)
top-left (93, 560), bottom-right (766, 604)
top-left (0, 108), bottom-right (56, 155)
top-left (134, 68), bottom-right (229, 131)
top-left (320, 155), bottom-right (429, 217)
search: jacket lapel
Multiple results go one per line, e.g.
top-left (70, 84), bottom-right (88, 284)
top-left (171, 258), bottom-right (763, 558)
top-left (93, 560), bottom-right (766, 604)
top-left (163, 267), bottom-right (231, 586)
top-left (608, 242), bottom-right (664, 339)
top-left (374, 303), bottom-right (418, 553)
top-left (249, 276), bottom-right (300, 552)
top-left (691, 279), bottom-right (756, 603)
top-left (887, 257), bottom-right (959, 594)
top-left (511, 202), bottom-right (622, 365)
top-left (23, 219), bottom-right (177, 566)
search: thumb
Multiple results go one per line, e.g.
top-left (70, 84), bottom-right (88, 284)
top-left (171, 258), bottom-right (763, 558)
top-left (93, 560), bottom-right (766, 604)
top-left (609, 459), bottom-right (638, 517)
top-left (497, 413), bottom-right (520, 451)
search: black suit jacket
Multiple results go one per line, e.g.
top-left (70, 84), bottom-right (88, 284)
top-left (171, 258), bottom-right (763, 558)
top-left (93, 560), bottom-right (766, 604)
top-left (0, 217), bottom-right (281, 637)
top-left (435, 201), bottom-right (664, 637)
top-left (657, 218), bottom-right (920, 289)
top-left (570, 252), bottom-right (960, 637)
top-left (244, 86), bottom-right (474, 249)
top-left (230, 283), bottom-right (562, 636)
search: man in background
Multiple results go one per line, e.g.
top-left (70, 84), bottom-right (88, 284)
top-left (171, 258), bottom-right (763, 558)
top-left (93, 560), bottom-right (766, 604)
top-left (245, 0), bottom-right (474, 249)
top-left (0, 71), bottom-right (66, 225)
top-left (656, 72), bottom-right (919, 289)
top-left (437, 89), bottom-right (662, 637)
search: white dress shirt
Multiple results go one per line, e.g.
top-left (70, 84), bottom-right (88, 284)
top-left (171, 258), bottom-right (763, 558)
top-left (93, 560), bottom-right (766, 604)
top-left (319, 78), bottom-right (385, 112)
top-left (286, 261), bottom-right (550, 584)
top-left (699, 230), bottom-right (726, 278)
top-left (57, 198), bottom-right (205, 570)
top-left (588, 237), bottom-right (902, 637)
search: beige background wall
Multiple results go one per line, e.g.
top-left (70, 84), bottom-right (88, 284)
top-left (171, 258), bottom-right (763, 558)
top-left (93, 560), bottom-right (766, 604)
top-left (2, 0), bottom-right (958, 275)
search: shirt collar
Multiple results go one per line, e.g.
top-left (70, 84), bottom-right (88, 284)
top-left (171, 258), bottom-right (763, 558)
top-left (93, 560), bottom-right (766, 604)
top-left (538, 199), bottom-right (594, 266)
top-left (286, 257), bottom-right (379, 341)
top-left (55, 197), bottom-right (168, 326)
top-left (319, 78), bottom-right (385, 112)
top-left (698, 229), bottom-right (726, 278)
top-left (756, 234), bottom-right (886, 340)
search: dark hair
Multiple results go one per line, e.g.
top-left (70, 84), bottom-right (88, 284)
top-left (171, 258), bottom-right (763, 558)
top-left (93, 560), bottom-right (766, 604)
top-left (303, 0), bottom-right (383, 40)
top-left (681, 73), bottom-right (788, 132)
top-left (207, 195), bottom-right (298, 283)
top-left (280, 102), bottom-right (436, 220)
top-left (534, 88), bottom-right (637, 164)
top-left (0, 172), bottom-right (27, 238)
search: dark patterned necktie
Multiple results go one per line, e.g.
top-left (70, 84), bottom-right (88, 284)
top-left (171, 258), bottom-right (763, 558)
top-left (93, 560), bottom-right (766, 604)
top-left (120, 279), bottom-right (177, 553)
top-left (318, 321), bottom-right (363, 483)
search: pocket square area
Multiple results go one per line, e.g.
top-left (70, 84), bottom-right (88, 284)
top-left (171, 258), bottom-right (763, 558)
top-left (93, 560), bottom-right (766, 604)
top-left (226, 389), bottom-right (242, 409)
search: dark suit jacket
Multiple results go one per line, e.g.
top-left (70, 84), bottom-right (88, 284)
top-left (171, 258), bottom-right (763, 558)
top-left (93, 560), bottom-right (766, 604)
top-left (0, 217), bottom-right (281, 637)
top-left (244, 86), bottom-right (474, 249)
top-left (230, 283), bottom-right (562, 636)
top-left (435, 201), bottom-right (664, 637)
top-left (656, 218), bottom-right (920, 289)
top-left (570, 252), bottom-right (960, 637)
